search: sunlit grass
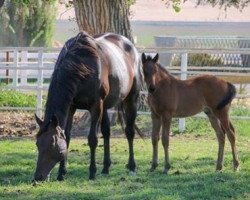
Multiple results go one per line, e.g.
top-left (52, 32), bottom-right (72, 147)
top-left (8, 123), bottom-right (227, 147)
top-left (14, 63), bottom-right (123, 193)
top-left (0, 133), bottom-right (249, 200)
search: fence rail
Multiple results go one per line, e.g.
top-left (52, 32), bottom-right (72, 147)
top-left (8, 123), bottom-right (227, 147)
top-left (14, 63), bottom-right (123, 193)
top-left (0, 47), bottom-right (249, 132)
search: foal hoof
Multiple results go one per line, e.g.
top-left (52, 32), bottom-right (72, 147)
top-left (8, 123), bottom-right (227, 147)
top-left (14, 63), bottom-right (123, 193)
top-left (150, 163), bottom-right (158, 172)
top-left (129, 171), bottom-right (136, 176)
top-left (234, 165), bottom-right (240, 172)
top-left (162, 169), bottom-right (169, 175)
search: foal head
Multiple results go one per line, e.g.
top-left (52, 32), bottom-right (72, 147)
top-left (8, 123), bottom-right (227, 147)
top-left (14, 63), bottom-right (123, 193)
top-left (33, 115), bottom-right (67, 182)
top-left (141, 53), bottom-right (159, 93)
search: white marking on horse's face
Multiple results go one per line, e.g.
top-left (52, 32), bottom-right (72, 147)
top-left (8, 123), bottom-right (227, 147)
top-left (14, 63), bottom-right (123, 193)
top-left (96, 34), bottom-right (132, 96)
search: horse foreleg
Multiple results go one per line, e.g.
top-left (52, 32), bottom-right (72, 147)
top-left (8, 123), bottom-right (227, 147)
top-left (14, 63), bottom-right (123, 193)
top-left (206, 110), bottom-right (225, 171)
top-left (150, 111), bottom-right (161, 172)
top-left (88, 101), bottom-right (103, 179)
top-left (57, 107), bottom-right (76, 181)
top-left (161, 114), bottom-right (172, 174)
top-left (101, 109), bottom-right (111, 175)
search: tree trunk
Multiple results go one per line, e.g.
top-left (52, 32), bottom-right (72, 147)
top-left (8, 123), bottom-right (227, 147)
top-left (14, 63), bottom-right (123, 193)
top-left (73, 0), bottom-right (133, 42)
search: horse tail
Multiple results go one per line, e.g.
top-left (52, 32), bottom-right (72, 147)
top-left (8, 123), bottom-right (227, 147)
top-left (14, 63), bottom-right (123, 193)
top-left (217, 82), bottom-right (236, 110)
top-left (117, 104), bottom-right (144, 139)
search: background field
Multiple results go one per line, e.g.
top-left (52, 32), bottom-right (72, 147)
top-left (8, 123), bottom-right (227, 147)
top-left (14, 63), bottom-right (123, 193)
top-left (54, 20), bottom-right (250, 47)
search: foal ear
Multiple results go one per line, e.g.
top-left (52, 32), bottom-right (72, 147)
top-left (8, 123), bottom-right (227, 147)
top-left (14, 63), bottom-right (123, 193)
top-left (153, 53), bottom-right (159, 63)
top-left (50, 115), bottom-right (59, 128)
top-left (141, 53), bottom-right (147, 64)
top-left (35, 114), bottom-right (43, 127)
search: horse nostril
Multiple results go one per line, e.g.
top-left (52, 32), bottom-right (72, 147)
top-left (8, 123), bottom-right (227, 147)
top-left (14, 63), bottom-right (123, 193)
top-left (148, 85), bottom-right (155, 93)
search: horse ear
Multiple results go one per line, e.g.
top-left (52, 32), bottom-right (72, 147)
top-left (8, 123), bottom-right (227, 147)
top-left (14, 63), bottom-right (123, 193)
top-left (141, 53), bottom-right (147, 64)
top-left (50, 115), bottom-right (59, 128)
top-left (153, 53), bottom-right (159, 63)
top-left (35, 114), bottom-right (43, 127)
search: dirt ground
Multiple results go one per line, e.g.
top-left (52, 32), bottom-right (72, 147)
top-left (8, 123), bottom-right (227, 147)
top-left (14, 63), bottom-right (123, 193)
top-left (0, 111), bottom-right (92, 138)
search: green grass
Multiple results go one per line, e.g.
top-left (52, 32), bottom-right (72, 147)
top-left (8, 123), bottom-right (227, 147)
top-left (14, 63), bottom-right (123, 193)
top-left (0, 90), bottom-right (37, 107)
top-left (0, 132), bottom-right (249, 200)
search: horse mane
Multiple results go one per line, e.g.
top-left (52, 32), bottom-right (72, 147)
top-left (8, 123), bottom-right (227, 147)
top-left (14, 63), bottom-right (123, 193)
top-left (54, 31), bottom-right (98, 78)
top-left (42, 32), bottom-right (100, 126)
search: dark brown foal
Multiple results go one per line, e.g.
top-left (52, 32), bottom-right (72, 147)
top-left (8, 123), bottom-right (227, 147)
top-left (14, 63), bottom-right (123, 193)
top-left (142, 53), bottom-right (240, 174)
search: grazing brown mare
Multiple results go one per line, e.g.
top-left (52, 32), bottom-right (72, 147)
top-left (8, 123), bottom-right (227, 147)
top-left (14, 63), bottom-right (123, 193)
top-left (141, 53), bottom-right (240, 174)
top-left (33, 32), bottom-right (141, 182)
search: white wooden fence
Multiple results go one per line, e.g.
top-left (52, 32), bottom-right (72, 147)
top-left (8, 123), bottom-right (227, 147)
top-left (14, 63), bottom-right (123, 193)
top-left (0, 47), bottom-right (250, 132)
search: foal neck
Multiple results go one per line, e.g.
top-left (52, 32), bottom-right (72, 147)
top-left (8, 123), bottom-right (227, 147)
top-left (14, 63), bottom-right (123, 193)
top-left (156, 64), bottom-right (174, 82)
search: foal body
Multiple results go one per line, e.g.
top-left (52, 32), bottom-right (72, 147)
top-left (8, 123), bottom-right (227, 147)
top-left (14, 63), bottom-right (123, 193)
top-left (142, 53), bottom-right (240, 174)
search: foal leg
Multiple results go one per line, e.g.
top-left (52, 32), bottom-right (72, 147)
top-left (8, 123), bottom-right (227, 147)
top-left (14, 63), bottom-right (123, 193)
top-left (101, 109), bottom-right (111, 175)
top-left (88, 101), bottom-right (103, 179)
top-left (215, 109), bottom-right (240, 171)
top-left (57, 107), bottom-right (76, 181)
top-left (205, 110), bottom-right (225, 171)
top-left (161, 113), bottom-right (172, 174)
top-left (150, 111), bottom-right (161, 172)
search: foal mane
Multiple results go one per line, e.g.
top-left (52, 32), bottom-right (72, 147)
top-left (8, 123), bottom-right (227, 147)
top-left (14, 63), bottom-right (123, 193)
top-left (146, 55), bottom-right (175, 78)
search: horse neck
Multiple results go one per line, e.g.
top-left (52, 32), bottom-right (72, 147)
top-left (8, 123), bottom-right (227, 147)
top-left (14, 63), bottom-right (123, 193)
top-left (44, 77), bottom-right (76, 129)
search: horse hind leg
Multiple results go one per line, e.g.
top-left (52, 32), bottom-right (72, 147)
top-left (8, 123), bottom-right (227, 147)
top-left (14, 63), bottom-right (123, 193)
top-left (205, 109), bottom-right (225, 171)
top-left (101, 109), bottom-right (111, 175)
top-left (88, 101), bottom-right (103, 179)
top-left (122, 97), bottom-right (138, 174)
top-left (214, 109), bottom-right (240, 171)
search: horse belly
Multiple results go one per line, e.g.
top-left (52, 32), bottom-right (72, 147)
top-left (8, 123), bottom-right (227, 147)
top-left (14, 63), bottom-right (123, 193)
top-left (104, 75), bottom-right (131, 108)
top-left (174, 99), bottom-right (204, 118)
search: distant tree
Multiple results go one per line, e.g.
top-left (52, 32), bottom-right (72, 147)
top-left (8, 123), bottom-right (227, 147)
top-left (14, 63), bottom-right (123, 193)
top-left (0, 0), bottom-right (57, 47)
top-left (73, 0), bottom-right (134, 41)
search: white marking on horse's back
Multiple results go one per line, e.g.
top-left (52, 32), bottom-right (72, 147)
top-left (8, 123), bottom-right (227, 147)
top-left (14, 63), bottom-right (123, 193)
top-left (96, 33), bottom-right (132, 96)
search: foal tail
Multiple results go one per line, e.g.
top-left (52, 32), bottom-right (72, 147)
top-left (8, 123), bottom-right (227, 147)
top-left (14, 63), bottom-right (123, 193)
top-left (117, 104), bottom-right (144, 139)
top-left (217, 82), bottom-right (236, 110)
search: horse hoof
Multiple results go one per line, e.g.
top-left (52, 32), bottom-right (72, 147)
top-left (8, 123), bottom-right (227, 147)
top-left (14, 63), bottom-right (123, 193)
top-left (101, 169), bottom-right (109, 175)
top-left (89, 174), bottom-right (96, 180)
top-left (57, 175), bottom-right (64, 181)
top-left (129, 171), bottom-right (136, 176)
top-left (150, 163), bottom-right (158, 172)
top-left (162, 169), bottom-right (169, 175)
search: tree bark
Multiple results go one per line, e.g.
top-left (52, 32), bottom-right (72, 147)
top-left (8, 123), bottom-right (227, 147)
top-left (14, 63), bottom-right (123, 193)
top-left (73, 0), bottom-right (133, 42)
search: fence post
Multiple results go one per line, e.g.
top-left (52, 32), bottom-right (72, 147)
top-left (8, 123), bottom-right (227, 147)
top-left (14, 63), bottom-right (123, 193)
top-left (13, 50), bottom-right (19, 87)
top-left (20, 50), bottom-right (28, 86)
top-left (36, 49), bottom-right (44, 118)
top-left (178, 53), bottom-right (188, 133)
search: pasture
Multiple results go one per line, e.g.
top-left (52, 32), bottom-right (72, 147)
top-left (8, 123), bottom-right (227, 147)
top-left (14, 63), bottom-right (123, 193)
top-left (0, 20), bottom-right (249, 200)
top-left (0, 118), bottom-right (250, 200)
